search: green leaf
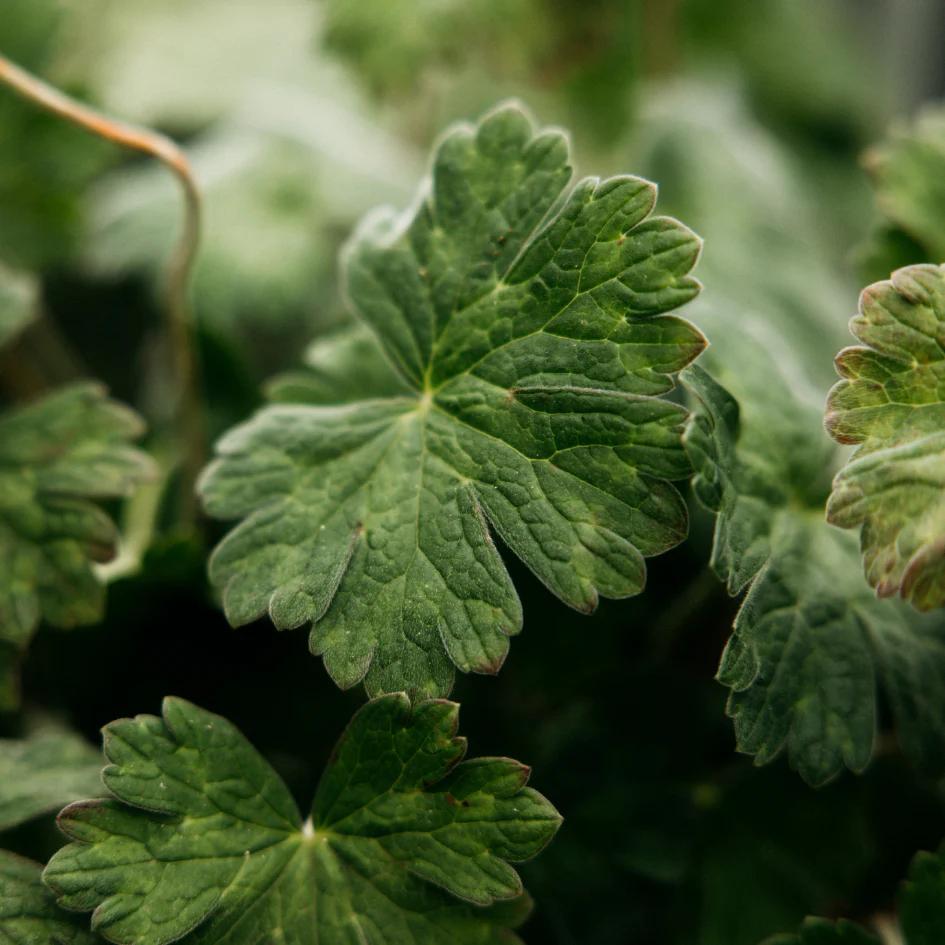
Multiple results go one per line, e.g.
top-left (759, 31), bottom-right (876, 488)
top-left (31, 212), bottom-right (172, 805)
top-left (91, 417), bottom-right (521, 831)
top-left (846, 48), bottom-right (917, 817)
top-left (0, 383), bottom-right (155, 710)
top-left (764, 843), bottom-right (945, 945)
top-left (200, 102), bottom-right (705, 698)
top-left (0, 263), bottom-right (38, 351)
top-left (0, 850), bottom-right (99, 945)
top-left (683, 364), bottom-right (945, 785)
top-left (762, 918), bottom-right (880, 945)
top-left (84, 121), bottom-right (414, 339)
top-left (825, 264), bottom-right (945, 611)
top-left (862, 107), bottom-right (945, 267)
top-left (900, 845), bottom-right (945, 945)
top-left (0, 726), bottom-right (103, 832)
top-left (265, 323), bottom-right (411, 405)
top-left (44, 694), bottom-right (561, 945)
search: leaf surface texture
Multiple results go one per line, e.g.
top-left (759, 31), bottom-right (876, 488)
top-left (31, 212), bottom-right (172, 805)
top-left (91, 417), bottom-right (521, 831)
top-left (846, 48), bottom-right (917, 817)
top-left (200, 104), bottom-right (704, 698)
top-left (44, 694), bottom-right (561, 945)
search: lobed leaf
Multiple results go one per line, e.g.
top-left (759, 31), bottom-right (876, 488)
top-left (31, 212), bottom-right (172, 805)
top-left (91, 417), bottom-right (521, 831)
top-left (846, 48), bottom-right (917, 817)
top-left (825, 263), bottom-right (945, 611)
top-left (0, 726), bottom-right (103, 831)
top-left (200, 102), bottom-right (705, 699)
top-left (0, 383), bottom-right (155, 710)
top-left (683, 364), bottom-right (945, 786)
top-left (43, 694), bottom-right (561, 945)
top-left (0, 850), bottom-right (99, 945)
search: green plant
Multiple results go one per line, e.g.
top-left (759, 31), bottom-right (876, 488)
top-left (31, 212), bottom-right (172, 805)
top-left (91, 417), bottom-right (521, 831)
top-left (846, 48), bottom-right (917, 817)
top-left (2, 9), bottom-right (945, 943)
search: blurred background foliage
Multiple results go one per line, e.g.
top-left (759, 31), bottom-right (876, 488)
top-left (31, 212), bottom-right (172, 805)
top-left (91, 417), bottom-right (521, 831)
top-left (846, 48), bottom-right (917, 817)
top-left (2, 1), bottom-right (945, 943)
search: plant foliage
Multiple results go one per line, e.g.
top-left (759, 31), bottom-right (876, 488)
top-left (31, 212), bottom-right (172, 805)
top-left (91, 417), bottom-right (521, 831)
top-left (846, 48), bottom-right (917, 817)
top-left (826, 263), bottom-right (945, 611)
top-left (44, 695), bottom-right (560, 944)
top-left (0, 384), bottom-right (155, 710)
top-left (201, 103), bottom-right (704, 699)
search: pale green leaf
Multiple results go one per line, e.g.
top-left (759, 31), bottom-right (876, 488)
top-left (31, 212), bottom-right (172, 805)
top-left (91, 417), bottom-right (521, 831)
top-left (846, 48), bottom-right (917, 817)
top-left (825, 264), bottom-right (945, 611)
top-left (44, 694), bottom-right (560, 945)
top-left (0, 263), bottom-right (38, 351)
top-left (0, 384), bottom-right (155, 709)
top-left (683, 364), bottom-right (945, 785)
top-left (200, 103), bottom-right (704, 699)
top-left (0, 727), bottom-right (103, 832)
top-left (0, 850), bottom-right (99, 945)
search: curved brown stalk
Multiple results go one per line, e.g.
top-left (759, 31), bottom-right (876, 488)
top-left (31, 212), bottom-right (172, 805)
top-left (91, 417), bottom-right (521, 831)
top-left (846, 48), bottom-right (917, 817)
top-left (0, 53), bottom-right (205, 525)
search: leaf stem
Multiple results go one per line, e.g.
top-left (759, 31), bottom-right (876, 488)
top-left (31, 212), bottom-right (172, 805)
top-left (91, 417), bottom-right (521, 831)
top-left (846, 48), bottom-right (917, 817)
top-left (0, 52), bottom-right (205, 526)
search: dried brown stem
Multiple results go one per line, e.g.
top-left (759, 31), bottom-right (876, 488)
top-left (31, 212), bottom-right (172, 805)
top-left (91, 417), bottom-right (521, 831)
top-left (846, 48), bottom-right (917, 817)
top-left (0, 53), bottom-right (205, 525)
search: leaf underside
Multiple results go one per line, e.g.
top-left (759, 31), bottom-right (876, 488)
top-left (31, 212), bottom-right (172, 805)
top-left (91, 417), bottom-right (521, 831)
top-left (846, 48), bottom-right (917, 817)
top-left (825, 263), bottom-right (945, 611)
top-left (683, 364), bottom-right (945, 786)
top-left (200, 102), bottom-right (705, 699)
top-left (0, 383), bottom-right (155, 711)
top-left (43, 695), bottom-right (561, 945)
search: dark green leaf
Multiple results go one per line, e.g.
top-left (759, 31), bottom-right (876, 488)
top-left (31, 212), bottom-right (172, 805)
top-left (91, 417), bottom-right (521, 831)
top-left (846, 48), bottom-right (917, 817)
top-left (0, 850), bottom-right (99, 945)
top-left (44, 694), bottom-right (560, 944)
top-left (683, 364), bottom-right (945, 785)
top-left (900, 844), bottom-right (945, 945)
top-left (200, 103), bottom-right (704, 698)
top-left (0, 384), bottom-right (155, 710)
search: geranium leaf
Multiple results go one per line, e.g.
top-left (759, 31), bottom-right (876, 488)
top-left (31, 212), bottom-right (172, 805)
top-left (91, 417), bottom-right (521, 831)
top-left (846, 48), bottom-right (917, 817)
top-left (43, 694), bottom-right (561, 945)
top-left (200, 102), bottom-right (705, 698)
top-left (683, 364), bottom-right (945, 786)
top-left (0, 850), bottom-right (99, 945)
top-left (0, 726), bottom-right (103, 831)
top-left (265, 323), bottom-right (411, 405)
top-left (0, 383), bottom-right (155, 710)
top-left (825, 264), bottom-right (945, 611)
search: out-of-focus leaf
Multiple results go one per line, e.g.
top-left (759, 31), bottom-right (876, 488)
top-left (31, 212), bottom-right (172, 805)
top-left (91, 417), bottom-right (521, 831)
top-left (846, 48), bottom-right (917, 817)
top-left (44, 694), bottom-right (560, 945)
top-left (0, 850), bottom-right (99, 945)
top-left (696, 767), bottom-right (873, 945)
top-left (900, 844), bottom-right (945, 945)
top-left (864, 107), bottom-right (945, 264)
top-left (826, 264), bottom-right (945, 610)
top-left (83, 114), bottom-right (415, 339)
top-left (0, 384), bottom-right (155, 710)
top-left (0, 264), bottom-right (38, 351)
top-left (322, 0), bottom-right (553, 99)
top-left (763, 842), bottom-right (945, 945)
top-left (857, 104), bottom-right (945, 282)
top-left (0, 727), bottom-right (102, 831)
top-left (762, 918), bottom-right (880, 945)
top-left (0, 0), bottom-right (111, 269)
top-left (200, 103), bottom-right (704, 699)
top-left (78, 0), bottom-right (322, 130)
